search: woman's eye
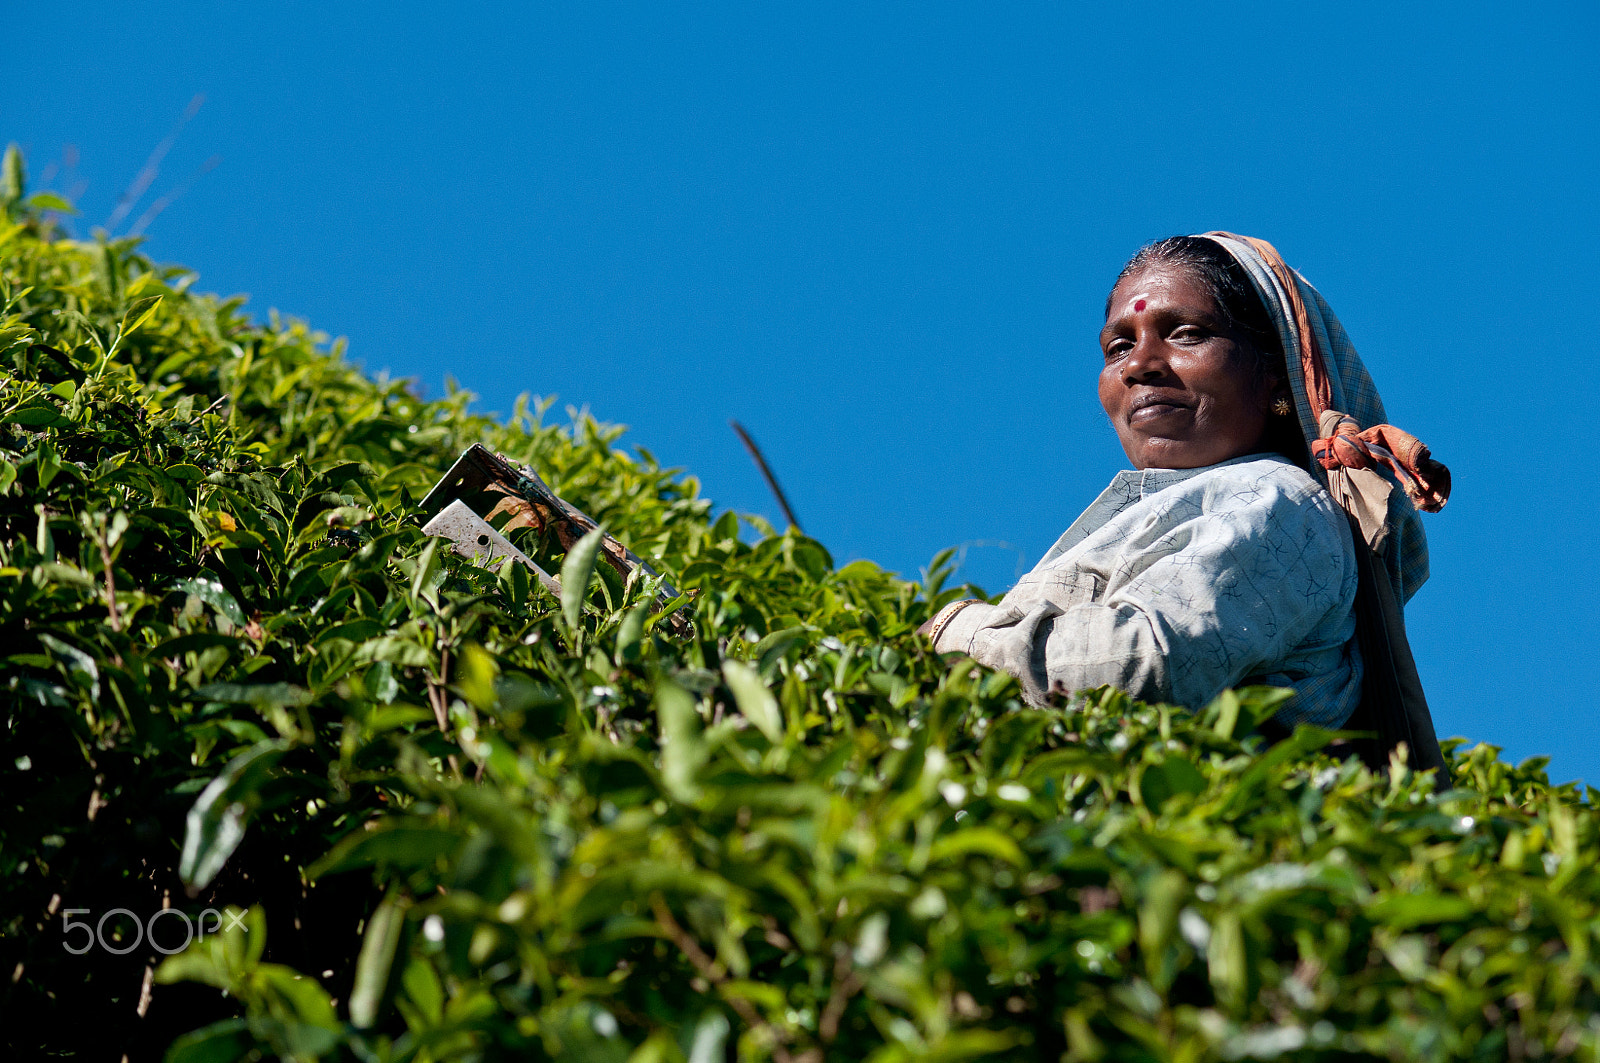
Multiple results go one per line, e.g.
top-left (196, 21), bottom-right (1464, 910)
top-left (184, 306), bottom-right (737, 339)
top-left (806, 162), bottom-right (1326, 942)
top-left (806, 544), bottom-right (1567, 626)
top-left (1170, 325), bottom-right (1206, 343)
top-left (1103, 341), bottom-right (1130, 361)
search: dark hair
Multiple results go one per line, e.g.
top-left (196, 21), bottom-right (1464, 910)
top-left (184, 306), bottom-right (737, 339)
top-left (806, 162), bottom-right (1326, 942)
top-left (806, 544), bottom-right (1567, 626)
top-left (1107, 235), bottom-right (1305, 462)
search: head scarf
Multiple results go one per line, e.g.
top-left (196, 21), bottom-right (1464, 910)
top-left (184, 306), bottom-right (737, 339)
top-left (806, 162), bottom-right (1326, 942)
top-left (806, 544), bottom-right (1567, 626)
top-left (1199, 233), bottom-right (1450, 606)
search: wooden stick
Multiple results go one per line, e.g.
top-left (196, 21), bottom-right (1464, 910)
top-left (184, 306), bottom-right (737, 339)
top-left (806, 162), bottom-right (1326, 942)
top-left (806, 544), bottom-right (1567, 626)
top-left (729, 421), bottom-right (802, 533)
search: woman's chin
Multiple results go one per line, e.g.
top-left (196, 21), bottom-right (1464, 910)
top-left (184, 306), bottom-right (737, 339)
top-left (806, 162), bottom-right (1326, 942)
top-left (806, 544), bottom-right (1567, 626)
top-left (1128, 438), bottom-right (1228, 471)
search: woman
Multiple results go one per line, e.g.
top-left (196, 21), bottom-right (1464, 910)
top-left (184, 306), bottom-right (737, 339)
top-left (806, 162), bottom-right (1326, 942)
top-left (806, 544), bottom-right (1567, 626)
top-left (922, 233), bottom-right (1450, 769)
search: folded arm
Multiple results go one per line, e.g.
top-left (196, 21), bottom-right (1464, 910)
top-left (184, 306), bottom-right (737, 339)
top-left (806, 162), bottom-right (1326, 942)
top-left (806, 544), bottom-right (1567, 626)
top-left (926, 486), bottom-right (1354, 707)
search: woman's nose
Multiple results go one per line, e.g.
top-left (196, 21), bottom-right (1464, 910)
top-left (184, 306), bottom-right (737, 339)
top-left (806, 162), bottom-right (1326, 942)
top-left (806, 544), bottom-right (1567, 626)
top-left (1121, 336), bottom-right (1170, 384)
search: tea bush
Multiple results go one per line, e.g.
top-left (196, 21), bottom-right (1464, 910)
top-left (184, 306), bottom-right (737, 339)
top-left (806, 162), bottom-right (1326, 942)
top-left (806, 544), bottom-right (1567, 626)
top-left (3, 146), bottom-right (1599, 1062)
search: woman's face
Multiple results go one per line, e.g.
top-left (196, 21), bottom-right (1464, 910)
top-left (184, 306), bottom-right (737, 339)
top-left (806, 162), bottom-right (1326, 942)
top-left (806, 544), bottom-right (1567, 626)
top-left (1098, 261), bottom-right (1275, 470)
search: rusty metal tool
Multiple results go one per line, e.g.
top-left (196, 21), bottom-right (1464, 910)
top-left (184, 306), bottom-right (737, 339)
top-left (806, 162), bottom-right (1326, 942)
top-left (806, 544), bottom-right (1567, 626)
top-left (419, 443), bottom-right (693, 637)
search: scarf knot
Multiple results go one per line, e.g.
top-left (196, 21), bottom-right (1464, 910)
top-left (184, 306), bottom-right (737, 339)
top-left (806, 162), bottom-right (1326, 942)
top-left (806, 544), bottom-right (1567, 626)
top-left (1311, 410), bottom-right (1451, 513)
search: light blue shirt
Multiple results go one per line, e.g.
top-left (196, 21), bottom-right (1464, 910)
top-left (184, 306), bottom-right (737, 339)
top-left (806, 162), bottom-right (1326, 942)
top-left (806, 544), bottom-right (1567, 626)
top-left (934, 454), bottom-right (1361, 729)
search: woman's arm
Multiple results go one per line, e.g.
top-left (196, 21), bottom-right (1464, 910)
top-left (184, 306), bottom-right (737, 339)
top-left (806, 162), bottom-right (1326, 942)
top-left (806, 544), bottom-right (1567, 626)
top-left (928, 479), bottom-right (1357, 707)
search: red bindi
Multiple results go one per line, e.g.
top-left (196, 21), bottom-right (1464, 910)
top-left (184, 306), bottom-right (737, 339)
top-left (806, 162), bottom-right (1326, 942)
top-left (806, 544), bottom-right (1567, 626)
top-left (1134, 299), bottom-right (1147, 312)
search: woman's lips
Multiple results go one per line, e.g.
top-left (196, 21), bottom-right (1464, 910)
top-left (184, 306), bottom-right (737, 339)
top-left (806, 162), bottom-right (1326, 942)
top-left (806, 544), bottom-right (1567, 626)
top-left (1128, 399), bottom-right (1192, 424)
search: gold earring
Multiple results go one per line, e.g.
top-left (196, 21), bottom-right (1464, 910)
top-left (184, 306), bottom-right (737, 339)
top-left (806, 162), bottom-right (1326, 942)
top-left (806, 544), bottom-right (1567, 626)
top-left (1271, 396), bottom-right (1293, 417)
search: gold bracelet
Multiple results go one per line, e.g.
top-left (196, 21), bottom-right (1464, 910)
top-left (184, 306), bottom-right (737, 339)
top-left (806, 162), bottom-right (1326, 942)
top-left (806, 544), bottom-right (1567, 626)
top-left (926, 599), bottom-right (979, 648)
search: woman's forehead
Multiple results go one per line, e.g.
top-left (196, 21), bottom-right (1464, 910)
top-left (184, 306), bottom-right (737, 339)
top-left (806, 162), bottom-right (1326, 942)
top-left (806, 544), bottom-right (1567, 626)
top-left (1107, 261), bottom-right (1222, 319)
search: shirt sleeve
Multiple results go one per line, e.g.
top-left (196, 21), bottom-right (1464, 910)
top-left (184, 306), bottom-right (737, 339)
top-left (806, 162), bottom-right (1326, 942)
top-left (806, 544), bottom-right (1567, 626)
top-left (933, 479), bottom-right (1355, 707)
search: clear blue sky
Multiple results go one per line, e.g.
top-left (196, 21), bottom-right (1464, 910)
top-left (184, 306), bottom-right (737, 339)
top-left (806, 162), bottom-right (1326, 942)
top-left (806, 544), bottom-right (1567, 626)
top-left (9, 2), bottom-right (1597, 781)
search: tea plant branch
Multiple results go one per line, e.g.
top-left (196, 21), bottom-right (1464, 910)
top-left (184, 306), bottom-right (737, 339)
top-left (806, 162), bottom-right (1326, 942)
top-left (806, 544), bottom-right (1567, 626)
top-left (818, 948), bottom-right (863, 1044)
top-left (428, 645), bottom-right (462, 780)
top-left (105, 93), bottom-right (205, 234)
top-left (129, 154), bottom-right (222, 239)
top-left (650, 893), bottom-right (806, 1063)
top-left (729, 420), bottom-right (802, 532)
top-left (94, 527), bottom-right (122, 634)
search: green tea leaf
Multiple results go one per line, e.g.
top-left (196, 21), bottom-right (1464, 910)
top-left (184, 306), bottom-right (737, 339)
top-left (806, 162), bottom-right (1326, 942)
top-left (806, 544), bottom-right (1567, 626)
top-left (174, 576), bottom-right (248, 625)
top-left (561, 525), bottom-right (606, 635)
top-left (656, 680), bottom-right (705, 802)
top-left (722, 659), bottom-right (783, 743)
top-left (1368, 892), bottom-right (1475, 929)
top-left (120, 294), bottom-right (164, 338)
top-left (178, 741), bottom-right (290, 889)
top-left (349, 890), bottom-right (408, 1029)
